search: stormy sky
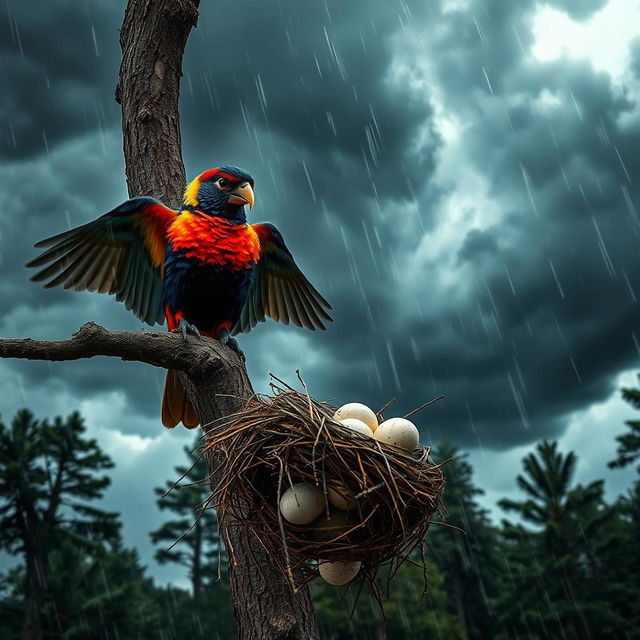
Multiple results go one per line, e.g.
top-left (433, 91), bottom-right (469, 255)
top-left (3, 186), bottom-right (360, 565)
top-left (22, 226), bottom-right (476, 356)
top-left (1, 0), bottom-right (638, 584)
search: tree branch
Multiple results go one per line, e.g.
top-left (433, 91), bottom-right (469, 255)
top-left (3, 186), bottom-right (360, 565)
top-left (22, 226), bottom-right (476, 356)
top-left (0, 322), bottom-right (234, 376)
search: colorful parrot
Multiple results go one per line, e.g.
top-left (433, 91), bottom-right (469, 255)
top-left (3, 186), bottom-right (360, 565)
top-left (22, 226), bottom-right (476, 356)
top-left (26, 166), bottom-right (332, 428)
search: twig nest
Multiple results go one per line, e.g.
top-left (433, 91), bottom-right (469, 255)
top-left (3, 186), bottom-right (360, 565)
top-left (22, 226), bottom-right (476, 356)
top-left (333, 403), bottom-right (378, 433)
top-left (279, 482), bottom-right (324, 524)
top-left (374, 417), bottom-right (419, 452)
top-left (338, 417), bottom-right (374, 437)
top-left (319, 559), bottom-right (362, 585)
top-left (205, 385), bottom-right (445, 593)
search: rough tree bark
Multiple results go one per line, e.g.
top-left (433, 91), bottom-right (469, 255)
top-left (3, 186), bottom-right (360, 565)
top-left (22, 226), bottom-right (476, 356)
top-left (3, 1), bottom-right (320, 638)
top-left (115, 0), bottom-right (198, 207)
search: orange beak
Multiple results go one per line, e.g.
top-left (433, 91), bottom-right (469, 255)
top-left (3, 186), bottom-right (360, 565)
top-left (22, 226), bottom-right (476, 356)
top-left (228, 181), bottom-right (254, 210)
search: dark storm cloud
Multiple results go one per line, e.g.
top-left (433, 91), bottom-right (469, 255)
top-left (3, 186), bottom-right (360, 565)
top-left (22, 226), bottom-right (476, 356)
top-left (365, 3), bottom-right (640, 446)
top-left (0, 0), bottom-right (638, 585)
top-left (1, 0), bottom-right (639, 453)
top-left (0, 1), bottom-right (124, 160)
top-left (175, 0), bottom-right (640, 448)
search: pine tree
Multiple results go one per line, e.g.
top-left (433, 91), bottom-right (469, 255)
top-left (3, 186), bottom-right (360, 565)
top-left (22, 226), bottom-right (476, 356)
top-left (430, 441), bottom-right (500, 640)
top-left (312, 561), bottom-right (463, 639)
top-left (609, 375), bottom-right (640, 474)
top-left (39, 412), bottom-right (120, 545)
top-left (150, 441), bottom-right (222, 598)
top-left (497, 440), bottom-right (618, 639)
top-left (0, 409), bottom-right (119, 639)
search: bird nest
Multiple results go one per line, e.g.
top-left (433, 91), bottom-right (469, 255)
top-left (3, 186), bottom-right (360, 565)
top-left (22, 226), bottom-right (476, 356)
top-left (204, 379), bottom-right (446, 595)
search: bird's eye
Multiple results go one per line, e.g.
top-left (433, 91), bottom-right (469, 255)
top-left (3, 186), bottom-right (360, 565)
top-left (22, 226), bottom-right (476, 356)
top-left (216, 177), bottom-right (230, 190)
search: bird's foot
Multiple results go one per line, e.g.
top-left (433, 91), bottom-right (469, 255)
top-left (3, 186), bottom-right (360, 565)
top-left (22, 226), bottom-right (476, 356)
top-left (218, 329), bottom-right (245, 361)
top-left (172, 318), bottom-right (202, 341)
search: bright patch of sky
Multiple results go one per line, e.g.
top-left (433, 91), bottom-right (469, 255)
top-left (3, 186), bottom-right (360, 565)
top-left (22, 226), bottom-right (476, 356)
top-left (531, 0), bottom-right (640, 86)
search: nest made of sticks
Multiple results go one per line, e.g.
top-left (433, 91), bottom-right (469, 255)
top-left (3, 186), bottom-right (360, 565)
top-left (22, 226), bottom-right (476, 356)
top-left (205, 379), bottom-right (446, 593)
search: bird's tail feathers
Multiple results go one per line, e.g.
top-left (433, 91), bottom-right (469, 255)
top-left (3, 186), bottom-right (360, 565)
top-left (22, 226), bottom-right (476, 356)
top-left (162, 369), bottom-right (199, 429)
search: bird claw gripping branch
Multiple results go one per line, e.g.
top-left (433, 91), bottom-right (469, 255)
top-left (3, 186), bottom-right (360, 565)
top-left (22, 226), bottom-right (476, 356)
top-left (172, 317), bottom-right (202, 341)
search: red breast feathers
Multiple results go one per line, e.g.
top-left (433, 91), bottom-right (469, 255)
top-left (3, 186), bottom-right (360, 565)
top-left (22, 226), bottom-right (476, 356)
top-left (168, 211), bottom-right (261, 269)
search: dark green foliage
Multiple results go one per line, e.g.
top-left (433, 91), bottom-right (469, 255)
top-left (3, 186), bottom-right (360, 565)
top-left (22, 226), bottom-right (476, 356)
top-left (0, 409), bottom-right (121, 638)
top-left (495, 440), bottom-right (634, 639)
top-left (150, 440), bottom-right (223, 598)
top-left (313, 562), bottom-right (463, 639)
top-left (0, 409), bottom-right (120, 552)
top-left (609, 376), bottom-right (640, 473)
top-left (0, 410), bottom-right (235, 639)
top-left (429, 441), bottom-right (501, 639)
top-left (2, 401), bottom-right (640, 640)
top-left (39, 541), bottom-right (160, 639)
top-left (152, 580), bottom-right (235, 640)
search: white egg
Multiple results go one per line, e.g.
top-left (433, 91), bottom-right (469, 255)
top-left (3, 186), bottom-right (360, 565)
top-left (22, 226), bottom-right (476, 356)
top-left (334, 403), bottom-right (378, 432)
top-left (318, 559), bottom-right (362, 585)
top-left (328, 484), bottom-right (355, 510)
top-left (279, 482), bottom-right (324, 525)
top-left (338, 417), bottom-right (374, 437)
top-left (374, 417), bottom-right (419, 452)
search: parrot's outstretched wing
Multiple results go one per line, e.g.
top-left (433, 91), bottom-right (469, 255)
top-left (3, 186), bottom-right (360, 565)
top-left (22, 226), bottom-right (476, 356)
top-left (26, 197), bottom-right (176, 325)
top-left (233, 223), bottom-right (333, 334)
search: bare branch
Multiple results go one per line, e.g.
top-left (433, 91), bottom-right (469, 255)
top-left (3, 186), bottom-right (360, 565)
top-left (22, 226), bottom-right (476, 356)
top-left (0, 322), bottom-right (234, 377)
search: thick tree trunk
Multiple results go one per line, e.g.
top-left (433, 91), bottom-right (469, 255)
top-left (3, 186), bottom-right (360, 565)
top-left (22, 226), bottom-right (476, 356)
top-left (116, 0), bottom-right (198, 207)
top-left (116, 2), bottom-right (319, 637)
top-left (184, 370), bottom-right (320, 640)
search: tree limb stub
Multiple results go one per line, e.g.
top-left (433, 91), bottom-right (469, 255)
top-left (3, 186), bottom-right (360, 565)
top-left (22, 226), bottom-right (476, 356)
top-left (0, 321), bottom-right (252, 430)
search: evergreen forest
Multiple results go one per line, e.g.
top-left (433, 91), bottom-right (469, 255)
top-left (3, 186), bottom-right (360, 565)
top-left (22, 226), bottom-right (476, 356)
top-left (1, 381), bottom-right (639, 639)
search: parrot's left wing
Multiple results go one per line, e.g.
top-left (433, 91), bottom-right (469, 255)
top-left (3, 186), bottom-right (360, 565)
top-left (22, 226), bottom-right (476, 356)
top-left (26, 197), bottom-right (176, 325)
top-left (233, 223), bottom-right (333, 334)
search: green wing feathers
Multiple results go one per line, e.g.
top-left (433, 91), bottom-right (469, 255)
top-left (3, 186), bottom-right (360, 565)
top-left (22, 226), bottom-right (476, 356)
top-left (26, 197), bottom-right (176, 326)
top-left (233, 223), bottom-right (333, 334)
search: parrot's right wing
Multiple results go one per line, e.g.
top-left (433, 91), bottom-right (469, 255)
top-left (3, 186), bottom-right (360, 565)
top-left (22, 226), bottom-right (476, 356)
top-left (26, 197), bottom-right (176, 326)
top-left (233, 223), bottom-right (333, 334)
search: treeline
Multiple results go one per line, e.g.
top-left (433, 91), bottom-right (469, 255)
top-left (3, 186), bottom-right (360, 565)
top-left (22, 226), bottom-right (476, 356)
top-left (0, 381), bottom-right (639, 640)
